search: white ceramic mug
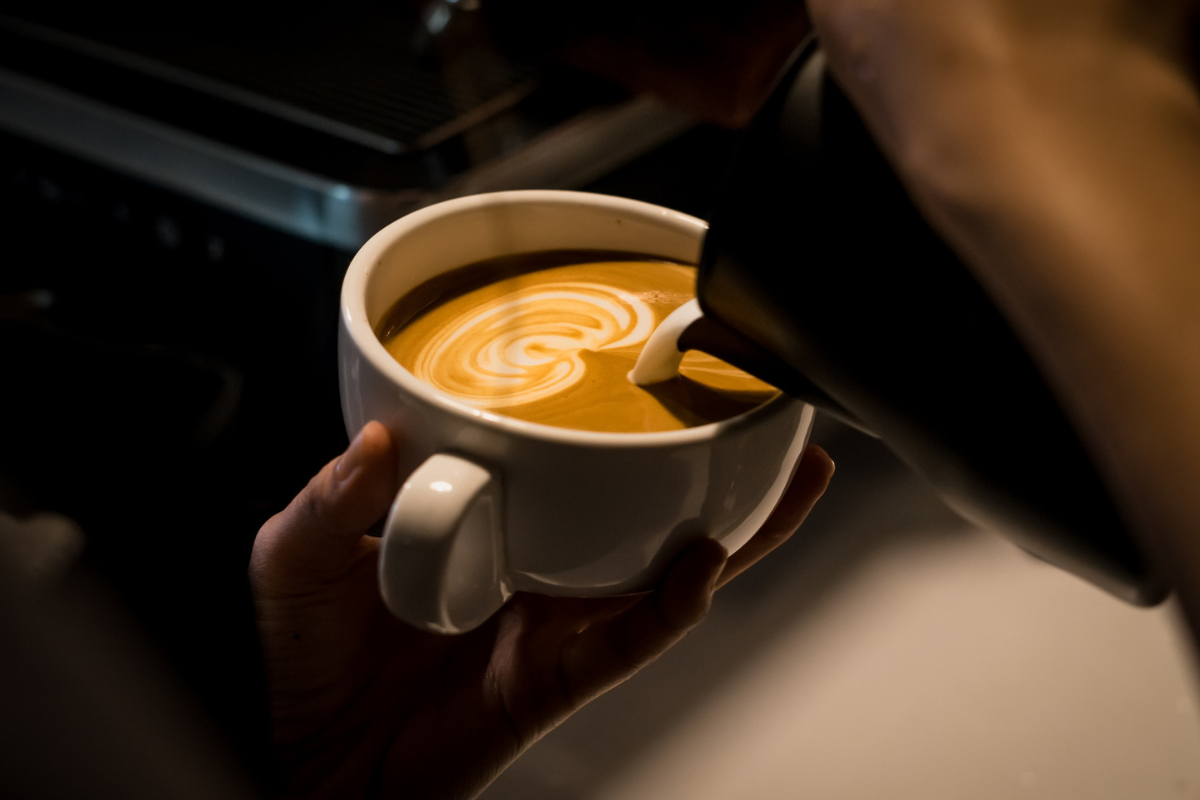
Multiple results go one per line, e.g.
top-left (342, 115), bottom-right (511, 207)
top-left (339, 190), bottom-right (814, 634)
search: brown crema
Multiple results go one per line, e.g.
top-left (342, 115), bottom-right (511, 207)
top-left (377, 251), bottom-right (778, 433)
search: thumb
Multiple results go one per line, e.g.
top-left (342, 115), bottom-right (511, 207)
top-left (250, 421), bottom-right (399, 590)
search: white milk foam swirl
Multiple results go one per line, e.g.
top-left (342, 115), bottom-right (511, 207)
top-left (412, 282), bottom-right (656, 408)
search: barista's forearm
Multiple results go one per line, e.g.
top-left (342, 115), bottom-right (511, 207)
top-left (827, 16), bottom-right (1200, 613)
top-left (921, 55), bottom-right (1200, 559)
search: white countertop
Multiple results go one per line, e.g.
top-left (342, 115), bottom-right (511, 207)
top-left (482, 418), bottom-right (1200, 800)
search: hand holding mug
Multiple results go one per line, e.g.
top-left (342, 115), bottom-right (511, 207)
top-left (250, 421), bottom-right (833, 800)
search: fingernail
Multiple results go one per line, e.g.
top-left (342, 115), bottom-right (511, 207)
top-left (334, 428), bottom-right (368, 485)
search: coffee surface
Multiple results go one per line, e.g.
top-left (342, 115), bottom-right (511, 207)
top-left (378, 253), bottom-right (778, 433)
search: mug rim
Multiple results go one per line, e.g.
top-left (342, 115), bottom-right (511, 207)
top-left (341, 189), bottom-right (797, 448)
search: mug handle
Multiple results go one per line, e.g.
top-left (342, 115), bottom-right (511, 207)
top-left (378, 453), bottom-right (510, 634)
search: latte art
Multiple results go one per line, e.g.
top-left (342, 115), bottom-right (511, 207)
top-left (380, 256), bottom-right (778, 433)
top-left (411, 283), bottom-right (655, 408)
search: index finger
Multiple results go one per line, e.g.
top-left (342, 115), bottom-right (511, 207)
top-left (250, 421), bottom-right (399, 593)
top-left (715, 444), bottom-right (834, 589)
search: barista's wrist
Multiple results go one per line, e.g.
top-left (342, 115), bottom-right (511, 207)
top-left (890, 39), bottom-right (1200, 239)
top-left (810, 0), bottom-right (1197, 196)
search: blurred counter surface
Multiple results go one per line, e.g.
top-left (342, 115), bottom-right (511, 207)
top-left (484, 416), bottom-right (1200, 800)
